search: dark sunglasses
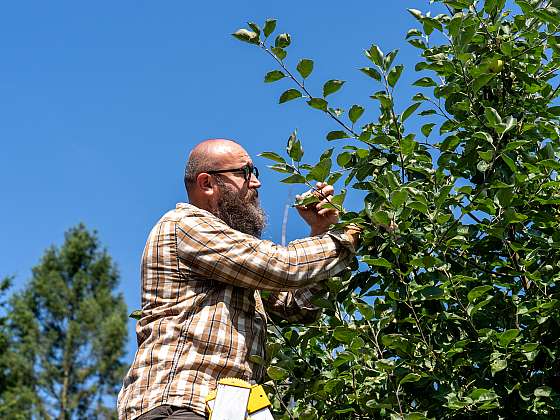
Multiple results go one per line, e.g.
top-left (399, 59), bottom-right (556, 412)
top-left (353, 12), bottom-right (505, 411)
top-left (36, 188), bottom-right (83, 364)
top-left (206, 163), bottom-right (259, 182)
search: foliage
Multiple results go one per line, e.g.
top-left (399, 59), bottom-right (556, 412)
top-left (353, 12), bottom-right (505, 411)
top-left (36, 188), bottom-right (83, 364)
top-left (2, 224), bottom-right (128, 419)
top-left (0, 277), bottom-right (39, 420)
top-left (235, 0), bottom-right (560, 418)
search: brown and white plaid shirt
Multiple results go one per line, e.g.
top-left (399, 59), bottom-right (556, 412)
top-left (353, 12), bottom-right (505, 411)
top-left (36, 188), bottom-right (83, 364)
top-left (117, 203), bottom-right (355, 419)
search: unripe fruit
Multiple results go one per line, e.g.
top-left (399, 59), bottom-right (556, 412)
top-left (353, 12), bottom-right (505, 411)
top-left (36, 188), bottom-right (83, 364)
top-left (489, 59), bottom-right (504, 73)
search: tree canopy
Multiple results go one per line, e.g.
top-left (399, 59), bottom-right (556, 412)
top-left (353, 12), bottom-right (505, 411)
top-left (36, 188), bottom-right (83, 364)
top-left (1, 224), bottom-right (128, 419)
top-left (236, 0), bottom-right (560, 418)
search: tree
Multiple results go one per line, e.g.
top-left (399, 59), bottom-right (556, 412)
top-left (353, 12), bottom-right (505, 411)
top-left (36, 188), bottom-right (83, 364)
top-left (235, 0), bottom-right (560, 418)
top-left (0, 279), bottom-right (39, 419)
top-left (5, 224), bottom-right (128, 419)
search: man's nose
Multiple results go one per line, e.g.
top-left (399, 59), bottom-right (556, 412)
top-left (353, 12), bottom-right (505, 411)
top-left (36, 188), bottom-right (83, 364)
top-left (249, 174), bottom-right (261, 188)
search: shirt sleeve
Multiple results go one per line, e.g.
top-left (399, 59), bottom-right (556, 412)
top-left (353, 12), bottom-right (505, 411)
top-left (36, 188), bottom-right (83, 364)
top-left (263, 283), bottom-right (326, 324)
top-left (175, 212), bottom-right (354, 292)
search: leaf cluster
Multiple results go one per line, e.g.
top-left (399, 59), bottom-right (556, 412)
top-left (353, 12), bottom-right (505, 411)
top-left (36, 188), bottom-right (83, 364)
top-left (235, 1), bottom-right (560, 418)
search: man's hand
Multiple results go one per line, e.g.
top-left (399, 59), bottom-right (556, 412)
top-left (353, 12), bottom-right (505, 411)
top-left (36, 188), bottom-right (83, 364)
top-left (296, 182), bottom-right (339, 236)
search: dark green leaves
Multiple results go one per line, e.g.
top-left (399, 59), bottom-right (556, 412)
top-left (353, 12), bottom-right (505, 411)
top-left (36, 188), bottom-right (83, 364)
top-left (473, 74), bottom-right (495, 93)
top-left (308, 158), bottom-right (332, 182)
top-left (366, 44), bottom-right (384, 66)
top-left (263, 19), bottom-right (277, 38)
top-left (264, 70), bottom-right (285, 83)
top-left (484, 107), bottom-right (502, 126)
top-left (360, 67), bottom-right (382, 81)
top-left (275, 33), bottom-right (291, 48)
top-left (267, 366), bottom-right (289, 380)
top-left (327, 130), bottom-right (350, 141)
top-left (413, 77), bottom-right (437, 87)
top-left (286, 131), bottom-right (303, 161)
top-left (307, 98), bottom-right (328, 111)
top-left (348, 105), bottom-right (364, 124)
top-left (232, 29), bottom-right (259, 44)
top-left (259, 151), bottom-right (285, 163)
top-left (388, 64), bottom-right (404, 87)
top-left (279, 89), bottom-right (302, 103)
top-left (402, 102), bottom-right (420, 122)
top-left (236, 5), bottom-right (560, 419)
top-left (323, 80), bottom-right (345, 97)
top-left (297, 59), bottom-right (314, 79)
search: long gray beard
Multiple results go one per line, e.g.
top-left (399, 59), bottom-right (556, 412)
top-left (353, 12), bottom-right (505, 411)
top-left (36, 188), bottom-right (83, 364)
top-left (214, 180), bottom-right (267, 238)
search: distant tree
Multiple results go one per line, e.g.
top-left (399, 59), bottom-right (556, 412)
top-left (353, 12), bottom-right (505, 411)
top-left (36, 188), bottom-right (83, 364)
top-left (0, 277), bottom-right (38, 419)
top-left (5, 224), bottom-right (128, 419)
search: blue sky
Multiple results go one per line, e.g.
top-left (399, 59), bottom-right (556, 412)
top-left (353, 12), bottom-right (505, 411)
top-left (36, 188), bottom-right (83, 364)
top-left (1, 1), bottom-right (441, 361)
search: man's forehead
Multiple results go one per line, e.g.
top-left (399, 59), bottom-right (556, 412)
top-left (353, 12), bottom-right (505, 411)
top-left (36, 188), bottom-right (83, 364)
top-left (211, 143), bottom-right (251, 164)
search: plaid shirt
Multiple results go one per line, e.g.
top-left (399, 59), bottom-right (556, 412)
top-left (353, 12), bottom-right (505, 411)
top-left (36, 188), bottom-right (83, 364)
top-left (117, 203), bottom-right (355, 419)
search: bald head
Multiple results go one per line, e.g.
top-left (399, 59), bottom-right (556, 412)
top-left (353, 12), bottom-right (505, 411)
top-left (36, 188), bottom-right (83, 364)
top-left (184, 139), bottom-right (249, 199)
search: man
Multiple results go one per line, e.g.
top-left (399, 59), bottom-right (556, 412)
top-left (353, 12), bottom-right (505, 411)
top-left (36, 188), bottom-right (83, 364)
top-left (118, 139), bottom-right (360, 419)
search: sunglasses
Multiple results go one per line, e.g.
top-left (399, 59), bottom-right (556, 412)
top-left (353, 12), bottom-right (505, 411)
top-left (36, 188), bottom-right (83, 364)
top-left (206, 163), bottom-right (259, 182)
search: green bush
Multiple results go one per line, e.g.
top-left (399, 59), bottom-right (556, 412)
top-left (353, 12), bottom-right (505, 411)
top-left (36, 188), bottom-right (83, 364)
top-left (235, 0), bottom-right (560, 418)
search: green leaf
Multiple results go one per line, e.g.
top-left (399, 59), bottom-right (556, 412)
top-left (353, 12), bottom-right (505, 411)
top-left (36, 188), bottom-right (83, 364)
top-left (402, 102), bottom-right (421, 122)
top-left (421, 123), bottom-right (436, 137)
top-left (407, 8), bottom-right (423, 21)
top-left (362, 256), bottom-right (393, 268)
top-left (271, 47), bottom-right (287, 60)
top-left (357, 303), bottom-right (374, 320)
top-left (247, 22), bottom-right (261, 36)
top-left (286, 131), bottom-right (303, 161)
top-left (400, 373), bottom-right (422, 385)
top-left (391, 189), bottom-right (409, 208)
top-left (323, 80), bottom-right (345, 97)
top-left (333, 327), bottom-right (355, 343)
top-left (474, 131), bottom-right (494, 143)
top-left (360, 67), bottom-right (382, 81)
top-left (309, 295), bottom-right (334, 310)
top-left (308, 158), bottom-right (332, 182)
top-left (264, 70), bottom-right (285, 83)
top-left (337, 152), bottom-right (352, 166)
top-left (307, 98), bottom-right (328, 111)
top-left (259, 152), bottom-right (285, 163)
top-left (327, 130), bottom-right (350, 141)
top-left (366, 44), bottom-right (384, 66)
top-left (468, 285), bottom-right (493, 303)
top-left (267, 366), bottom-right (289, 380)
top-left (408, 201), bottom-right (428, 214)
top-left (348, 105), bottom-right (365, 124)
top-left (268, 163), bottom-right (294, 174)
top-left (502, 116), bottom-right (517, 135)
top-left (232, 29), bottom-right (259, 44)
top-left (281, 174), bottom-right (306, 184)
top-left (275, 33), bottom-right (291, 48)
top-left (297, 59), bottom-right (314, 79)
top-left (263, 19), bottom-right (276, 38)
top-left (279, 89), bottom-right (302, 103)
top-left (473, 74), bottom-right (495, 93)
top-left (371, 210), bottom-right (391, 226)
top-left (498, 329), bottom-right (519, 347)
top-left (129, 309), bottom-right (142, 320)
top-left (248, 354), bottom-right (265, 365)
top-left (484, 107), bottom-right (502, 126)
top-left (534, 387), bottom-right (553, 398)
top-left (388, 65), bottom-right (404, 87)
top-left (491, 358), bottom-right (507, 375)
top-left (413, 77), bottom-right (437, 87)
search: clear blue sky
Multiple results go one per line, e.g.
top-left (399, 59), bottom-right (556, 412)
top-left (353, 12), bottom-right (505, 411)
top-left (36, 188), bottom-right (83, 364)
top-left (1, 1), bottom-right (440, 361)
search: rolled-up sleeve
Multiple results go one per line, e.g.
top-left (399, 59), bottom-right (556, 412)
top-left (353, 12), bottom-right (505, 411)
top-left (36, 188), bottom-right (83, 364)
top-left (175, 212), bottom-right (354, 292)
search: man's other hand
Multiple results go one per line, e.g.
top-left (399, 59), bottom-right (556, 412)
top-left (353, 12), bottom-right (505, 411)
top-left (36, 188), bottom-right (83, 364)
top-left (295, 182), bottom-right (339, 236)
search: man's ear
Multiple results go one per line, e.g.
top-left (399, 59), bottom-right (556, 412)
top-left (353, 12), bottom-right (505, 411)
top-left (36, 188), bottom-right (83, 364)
top-left (196, 173), bottom-right (214, 196)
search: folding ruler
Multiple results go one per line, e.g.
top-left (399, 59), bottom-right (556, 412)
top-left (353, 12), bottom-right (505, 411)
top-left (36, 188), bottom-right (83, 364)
top-left (205, 377), bottom-right (274, 420)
